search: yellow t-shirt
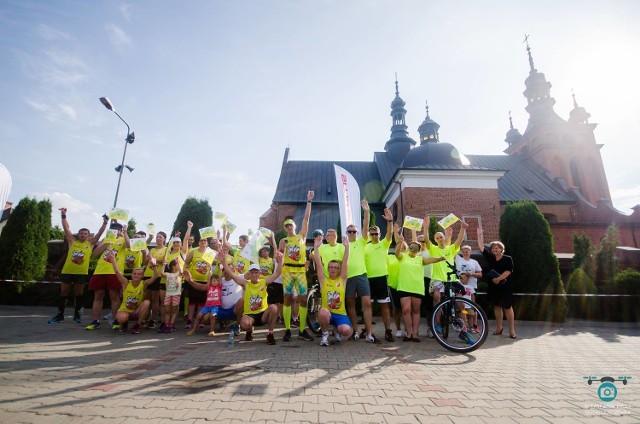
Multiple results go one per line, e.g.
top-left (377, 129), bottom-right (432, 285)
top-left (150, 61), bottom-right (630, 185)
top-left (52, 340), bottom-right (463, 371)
top-left (318, 243), bottom-right (345, 277)
top-left (365, 238), bottom-right (392, 278)
top-left (386, 254), bottom-right (400, 289)
top-left (259, 257), bottom-right (274, 275)
top-left (189, 249), bottom-right (214, 282)
top-left (233, 251), bottom-right (251, 275)
top-left (122, 249), bottom-right (143, 275)
top-left (162, 249), bottom-right (185, 283)
top-left (61, 240), bottom-right (93, 275)
top-left (118, 280), bottom-right (145, 313)
top-left (321, 276), bottom-right (347, 315)
top-left (397, 253), bottom-right (425, 295)
top-left (347, 237), bottom-right (367, 278)
top-left (93, 237), bottom-right (127, 275)
top-left (244, 278), bottom-right (269, 314)
top-left (144, 246), bottom-right (167, 277)
top-left (428, 244), bottom-right (460, 282)
top-left (282, 235), bottom-right (306, 273)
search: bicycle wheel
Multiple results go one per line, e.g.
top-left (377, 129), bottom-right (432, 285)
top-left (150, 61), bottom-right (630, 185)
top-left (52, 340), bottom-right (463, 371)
top-left (430, 298), bottom-right (488, 353)
top-left (305, 287), bottom-right (322, 335)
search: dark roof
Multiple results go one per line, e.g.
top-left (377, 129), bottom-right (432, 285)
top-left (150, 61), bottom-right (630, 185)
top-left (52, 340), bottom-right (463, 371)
top-left (466, 154), bottom-right (574, 203)
top-left (273, 160), bottom-right (384, 203)
top-left (373, 151), bottom-right (398, 188)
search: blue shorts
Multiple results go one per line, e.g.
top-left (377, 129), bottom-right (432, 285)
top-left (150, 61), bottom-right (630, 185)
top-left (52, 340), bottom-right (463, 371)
top-left (199, 306), bottom-right (219, 316)
top-left (330, 313), bottom-right (352, 328)
top-left (216, 306), bottom-right (236, 321)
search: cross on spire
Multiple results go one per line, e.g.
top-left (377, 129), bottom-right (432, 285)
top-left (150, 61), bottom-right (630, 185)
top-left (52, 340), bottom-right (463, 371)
top-left (524, 34), bottom-right (535, 71)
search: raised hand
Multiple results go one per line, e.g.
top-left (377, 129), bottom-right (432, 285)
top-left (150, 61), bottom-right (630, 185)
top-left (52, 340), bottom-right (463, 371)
top-left (383, 208), bottom-right (393, 222)
top-left (361, 199), bottom-right (370, 212)
top-left (307, 190), bottom-right (314, 202)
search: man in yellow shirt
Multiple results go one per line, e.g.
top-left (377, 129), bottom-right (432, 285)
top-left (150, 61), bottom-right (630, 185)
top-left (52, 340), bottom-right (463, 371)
top-left (48, 208), bottom-right (108, 324)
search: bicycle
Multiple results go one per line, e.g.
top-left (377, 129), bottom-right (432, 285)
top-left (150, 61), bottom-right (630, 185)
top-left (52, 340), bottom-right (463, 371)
top-left (429, 260), bottom-right (488, 353)
top-left (305, 279), bottom-right (322, 335)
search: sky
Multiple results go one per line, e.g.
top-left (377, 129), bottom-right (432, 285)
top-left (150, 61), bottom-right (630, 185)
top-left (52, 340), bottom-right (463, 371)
top-left (1, 0), bottom-right (639, 240)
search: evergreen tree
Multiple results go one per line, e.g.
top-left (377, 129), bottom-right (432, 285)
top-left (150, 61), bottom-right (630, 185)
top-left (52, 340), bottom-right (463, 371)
top-left (499, 201), bottom-right (565, 321)
top-left (171, 197), bottom-right (213, 242)
top-left (572, 233), bottom-right (595, 280)
top-left (0, 197), bottom-right (51, 282)
top-left (499, 201), bottom-right (562, 293)
top-left (127, 217), bottom-right (137, 238)
top-left (50, 225), bottom-right (65, 240)
top-left (595, 225), bottom-right (619, 287)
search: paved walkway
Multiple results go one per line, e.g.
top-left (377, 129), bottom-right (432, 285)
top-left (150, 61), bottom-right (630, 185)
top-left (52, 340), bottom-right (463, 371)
top-left (0, 305), bottom-right (638, 423)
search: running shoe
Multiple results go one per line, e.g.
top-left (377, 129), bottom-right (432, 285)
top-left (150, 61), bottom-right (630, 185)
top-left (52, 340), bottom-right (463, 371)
top-left (334, 332), bottom-right (343, 343)
top-left (111, 320), bottom-right (120, 330)
top-left (184, 319), bottom-right (192, 330)
top-left (146, 319), bottom-right (156, 330)
top-left (208, 331), bottom-right (216, 337)
top-left (435, 324), bottom-right (443, 335)
top-left (385, 329), bottom-right (395, 342)
top-left (245, 331), bottom-right (253, 341)
top-left (458, 331), bottom-right (475, 345)
top-left (291, 318), bottom-right (300, 328)
top-left (48, 315), bottom-right (64, 324)
top-left (283, 329), bottom-right (292, 342)
top-left (320, 332), bottom-right (329, 346)
top-left (266, 332), bottom-right (276, 345)
top-left (72, 314), bottom-right (82, 324)
top-left (349, 331), bottom-right (361, 341)
top-left (395, 329), bottom-right (404, 338)
top-left (366, 333), bottom-right (381, 344)
top-left (130, 323), bottom-right (141, 334)
top-left (198, 323), bottom-right (205, 329)
top-left (119, 322), bottom-right (129, 333)
top-left (231, 325), bottom-right (240, 336)
top-left (85, 320), bottom-right (101, 330)
top-left (298, 329), bottom-right (314, 341)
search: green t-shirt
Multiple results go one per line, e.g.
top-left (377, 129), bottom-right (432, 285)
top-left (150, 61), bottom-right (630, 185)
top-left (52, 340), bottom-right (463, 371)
top-left (397, 253), bottom-right (424, 295)
top-left (347, 237), bottom-right (367, 278)
top-left (427, 244), bottom-right (460, 282)
top-left (318, 243), bottom-right (346, 277)
top-left (386, 254), bottom-right (400, 289)
top-left (365, 238), bottom-right (392, 278)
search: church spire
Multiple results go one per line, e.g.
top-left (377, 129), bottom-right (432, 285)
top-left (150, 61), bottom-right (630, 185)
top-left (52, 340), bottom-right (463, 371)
top-left (384, 76), bottom-right (416, 163)
top-left (505, 111), bottom-right (523, 146)
top-left (417, 100), bottom-right (440, 144)
top-left (569, 90), bottom-right (591, 124)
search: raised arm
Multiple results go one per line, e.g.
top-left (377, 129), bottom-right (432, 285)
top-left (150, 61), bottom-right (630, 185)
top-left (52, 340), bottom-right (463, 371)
top-left (181, 221), bottom-right (193, 255)
top-left (299, 190), bottom-right (314, 238)
top-left (312, 238), bottom-right (326, 286)
top-left (218, 250), bottom-right (247, 288)
top-left (393, 223), bottom-right (402, 245)
top-left (445, 226), bottom-right (453, 246)
top-left (265, 252), bottom-right (284, 284)
top-left (89, 213), bottom-right (109, 245)
top-left (269, 232), bottom-right (277, 259)
top-left (123, 225), bottom-right (131, 249)
top-left (92, 241), bottom-right (109, 258)
top-left (361, 199), bottom-right (370, 241)
top-left (395, 237), bottom-right (407, 260)
top-left (453, 221), bottom-right (468, 249)
top-left (59, 208), bottom-right (75, 246)
top-left (382, 208), bottom-right (393, 242)
top-left (422, 216), bottom-right (433, 249)
top-left (340, 236), bottom-right (350, 282)
top-left (477, 226), bottom-right (485, 252)
top-left (422, 255), bottom-right (446, 266)
top-left (107, 250), bottom-right (128, 287)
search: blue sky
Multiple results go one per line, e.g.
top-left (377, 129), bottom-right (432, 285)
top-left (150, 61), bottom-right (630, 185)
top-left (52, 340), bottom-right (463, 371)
top-left (1, 1), bottom-right (639, 238)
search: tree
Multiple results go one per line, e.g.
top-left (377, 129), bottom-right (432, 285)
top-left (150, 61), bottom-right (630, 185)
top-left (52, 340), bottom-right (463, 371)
top-left (0, 197), bottom-right (51, 282)
top-left (595, 224), bottom-right (619, 287)
top-left (572, 233), bottom-right (595, 280)
top-left (499, 201), bottom-right (565, 321)
top-left (50, 225), bottom-right (65, 240)
top-left (127, 217), bottom-right (137, 238)
top-left (171, 197), bottom-right (213, 242)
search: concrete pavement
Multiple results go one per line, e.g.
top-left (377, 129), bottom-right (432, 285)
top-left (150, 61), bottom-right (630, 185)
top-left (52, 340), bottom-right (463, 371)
top-left (0, 305), bottom-right (638, 423)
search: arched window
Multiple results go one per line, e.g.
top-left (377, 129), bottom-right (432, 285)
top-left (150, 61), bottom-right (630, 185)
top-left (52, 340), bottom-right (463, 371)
top-left (569, 159), bottom-right (583, 191)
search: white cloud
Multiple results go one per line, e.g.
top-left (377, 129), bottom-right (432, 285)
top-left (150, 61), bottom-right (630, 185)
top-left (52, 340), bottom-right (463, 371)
top-left (119, 3), bottom-right (132, 22)
top-left (59, 104), bottom-right (78, 120)
top-left (34, 192), bottom-right (104, 231)
top-left (37, 24), bottom-right (71, 41)
top-left (25, 98), bottom-right (79, 123)
top-left (105, 23), bottom-right (132, 47)
top-left (20, 50), bottom-right (87, 87)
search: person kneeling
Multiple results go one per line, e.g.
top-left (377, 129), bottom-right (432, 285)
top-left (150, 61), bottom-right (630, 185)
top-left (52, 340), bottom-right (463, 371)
top-left (313, 236), bottom-right (353, 346)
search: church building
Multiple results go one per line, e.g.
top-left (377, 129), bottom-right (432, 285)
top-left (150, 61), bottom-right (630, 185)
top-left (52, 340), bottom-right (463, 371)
top-left (259, 44), bottom-right (640, 264)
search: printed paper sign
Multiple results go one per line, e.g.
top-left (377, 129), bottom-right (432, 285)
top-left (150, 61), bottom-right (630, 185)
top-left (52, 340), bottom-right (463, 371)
top-left (129, 238), bottom-right (148, 252)
top-left (202, 248), bottom-right (217, 264)
top-left (438, 213), bottom-right (460, 229)
top-left (104, 229), bottom-right (118, 243)
top-left (258, 227), bottom-right (273, 238)
top-left (403, 216), bottom-right (424, 231)
top-left (147, 223), bottom-right (156, 235)
top-left (214, 212), bottom-right (228, 223)
top-left (225, 221), bottom-right (237, 234)
top-left (108, 208), bottom-right (129, 222)
top-left (240, 232), bottom-right (269, 264)
top-left (199, 226), bottom-right (216, 239)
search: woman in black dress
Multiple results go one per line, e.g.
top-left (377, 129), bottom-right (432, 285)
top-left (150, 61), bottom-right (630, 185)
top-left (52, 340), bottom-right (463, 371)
top-left (477, 227), bottom-right (516, 338)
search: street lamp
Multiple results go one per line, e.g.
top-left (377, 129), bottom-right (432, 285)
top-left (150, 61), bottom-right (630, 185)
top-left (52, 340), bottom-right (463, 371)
top-left (99, 97), bottom-right (135, 208)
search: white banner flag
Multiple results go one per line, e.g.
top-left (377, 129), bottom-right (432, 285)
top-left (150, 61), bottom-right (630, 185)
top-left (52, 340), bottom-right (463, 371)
top-left (334, 164), bottom-right (361, 237)
top-left (240, 231), bottom-right (269, 264)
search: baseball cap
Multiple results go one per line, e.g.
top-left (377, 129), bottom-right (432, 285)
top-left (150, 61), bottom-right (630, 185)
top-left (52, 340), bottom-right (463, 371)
top-left (312, 229), bottom-right (324, 237)
top-left (248, 264), bottom-right (261, 272)
top-left (283, 219), bottom-right (295, 226)
top-left (109, 222), bottom-right (123, 231)
top-left (170, 236), bottom-right (181, 243)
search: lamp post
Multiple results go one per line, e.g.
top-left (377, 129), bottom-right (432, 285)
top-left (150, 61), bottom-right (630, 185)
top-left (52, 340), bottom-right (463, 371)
top-left (99, 97), bottom-right (135, 208)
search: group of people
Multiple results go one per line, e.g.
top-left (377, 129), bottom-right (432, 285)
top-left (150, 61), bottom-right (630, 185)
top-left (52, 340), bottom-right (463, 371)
top-left (49, 192), bottom-right (516, 346)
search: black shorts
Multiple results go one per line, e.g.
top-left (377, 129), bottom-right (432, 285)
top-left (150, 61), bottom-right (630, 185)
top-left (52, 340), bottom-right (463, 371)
top-left (396, 290), bottom-right (424, 300)
top-left (159, 283), bottom-right (167, 292)
top-left (146, 276), bottom-right (160, 292)
top-left (188, 283), bottom-right (207, 304)
top-left (267, 283), bottom-right (284, 305)
top-left (368, 276), bottom-right (391, 303)
top-left (60, 274), bottom-right (89, 284)
top-left (246, 311), bottom-right (266, 327)
top-left (389, 287), bottom-right (402, 309)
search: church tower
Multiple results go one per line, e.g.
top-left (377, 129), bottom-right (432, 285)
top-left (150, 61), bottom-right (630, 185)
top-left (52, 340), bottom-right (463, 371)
top-left (505, 38), bottom-right (611, 204)
top-left (384, 78), bottom-right (416, 163)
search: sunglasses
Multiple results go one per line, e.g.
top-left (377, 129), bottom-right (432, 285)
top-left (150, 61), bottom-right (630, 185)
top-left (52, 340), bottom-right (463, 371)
top-left (347, 230), bottom-right (357, 234)
top-left (327, 266), bottom-right (340, 270)
top-left (409, 246), bottom-right (420, 252)
top-left (369, 233), bottom-right (379, 236)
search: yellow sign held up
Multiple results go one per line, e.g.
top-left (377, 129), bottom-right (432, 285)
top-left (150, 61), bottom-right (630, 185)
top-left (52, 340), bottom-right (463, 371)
top-left (129, 238), bottom-right (148, 252)
top-left (403, 216), bottom-right (423, 231)
top-left (199, 226), bottom-right (216, 240)
top-left (104, 229), bottom-right (118, 243)
top-left (438, 213), bottom-right (460, 229)
top-left (108, 208), bottom-right (129, 222)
